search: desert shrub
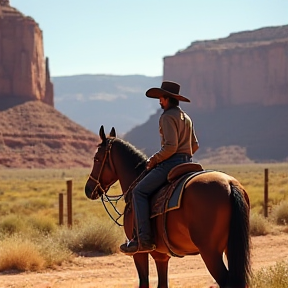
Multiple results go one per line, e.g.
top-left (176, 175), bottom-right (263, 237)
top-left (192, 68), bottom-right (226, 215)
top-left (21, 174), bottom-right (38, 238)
top-left (27, 215), bottom-right (57, 235)
top-left (251, 261), bottom-right (288, 288)
top-left (0, 217), bottom-right (125, 272)
top-left (35, 233), bottom-right (72, 267)
top-left (0, 232), bottom-right (72, 272)
top-left (270, 201), bottom-right (288, 225)
top-left (0, 214), bottom-right (27, 235)
top-left (250, 212), bottom-right (270, 236)
top-left (0, 234), bottom-right (45, 271)
top-left (0, 214), bottom-right (57, 237)
top-left (56, 217), bottom-right (125, 254)
top-left (0, 214), bottom-right (125, 272)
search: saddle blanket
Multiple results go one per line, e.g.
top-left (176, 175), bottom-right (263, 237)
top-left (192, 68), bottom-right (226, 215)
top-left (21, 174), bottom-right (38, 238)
top-left (150, 170), bottom-right (208, 218)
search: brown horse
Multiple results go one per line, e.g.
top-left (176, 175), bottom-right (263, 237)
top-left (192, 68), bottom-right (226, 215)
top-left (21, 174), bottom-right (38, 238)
top-left (85, 126), bottom-right (251, 288)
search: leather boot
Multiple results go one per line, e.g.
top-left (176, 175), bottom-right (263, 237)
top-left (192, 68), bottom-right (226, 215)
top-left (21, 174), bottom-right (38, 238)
top-left (120, 211), bottom-right (155, 255)
top-left (120, 237), bottom-right (155, 255)
top-left (120, 185), bottom-right (155, 255)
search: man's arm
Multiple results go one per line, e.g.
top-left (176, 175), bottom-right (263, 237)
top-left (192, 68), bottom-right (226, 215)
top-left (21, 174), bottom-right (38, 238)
top-left (148, 114), bottom-right (178, 166)
top-left (191, 123), bottom-right (199, 154)
top-left (192, 141), bottom-right (199, 154)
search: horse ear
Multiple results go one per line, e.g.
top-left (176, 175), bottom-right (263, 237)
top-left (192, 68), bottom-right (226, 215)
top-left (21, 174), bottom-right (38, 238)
top-left (99, 125), bottom-right (106, 141)
top-left (109, 127), bottom-right (116, 137)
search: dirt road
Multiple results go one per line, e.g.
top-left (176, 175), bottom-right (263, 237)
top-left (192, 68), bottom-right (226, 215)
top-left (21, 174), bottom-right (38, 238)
top-left (1, 234), bottom-right (288, 288)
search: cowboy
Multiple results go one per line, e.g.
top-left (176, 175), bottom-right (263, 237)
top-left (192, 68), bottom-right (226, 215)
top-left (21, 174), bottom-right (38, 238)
top-left (120, 80), bottom-right (199, 254)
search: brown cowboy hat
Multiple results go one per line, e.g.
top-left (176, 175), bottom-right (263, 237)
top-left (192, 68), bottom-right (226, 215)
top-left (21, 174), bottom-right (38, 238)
top-left (145, 80), bottom-right (190, 103)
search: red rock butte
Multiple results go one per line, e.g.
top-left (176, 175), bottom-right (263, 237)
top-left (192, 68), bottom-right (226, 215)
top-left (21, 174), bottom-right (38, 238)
top-left (164, 25), bottom-right (288, 111)
top-left (0, 0), bottom-right (53, 108)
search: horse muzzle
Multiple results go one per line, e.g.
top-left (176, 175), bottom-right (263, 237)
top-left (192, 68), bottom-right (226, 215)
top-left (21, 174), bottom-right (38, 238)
top-left (85, 183), bottom-right (101, 200)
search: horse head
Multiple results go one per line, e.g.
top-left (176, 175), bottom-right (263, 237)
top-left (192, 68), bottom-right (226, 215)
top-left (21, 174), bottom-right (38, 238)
top-left (85, 125), bottom-right (118, 200)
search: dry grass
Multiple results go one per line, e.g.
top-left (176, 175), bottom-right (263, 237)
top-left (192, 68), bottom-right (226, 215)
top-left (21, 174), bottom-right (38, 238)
top-left (251, 261), bottom-right (288, 288)
top-left (0, 215), bottom-right (125, 272)
top-left (0, 235), bottom-right (45, 271)
top-left (0, 167), bottom-right (126, 272)
top-left (0, 168), bottom-right (124, 224)
top-left (1, 163), bottom-right (287, 220)
top-left (0, 163), bottom-right (287, 274)
top-left (250, 212), bottom-right (271, 236)
top-left (0, 232), bottom-right (73, 271)
top-left (270, 201), bottom-right (288, 225)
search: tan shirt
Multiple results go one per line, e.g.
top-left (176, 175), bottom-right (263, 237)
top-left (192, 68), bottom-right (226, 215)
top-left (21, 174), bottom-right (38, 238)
top-left (150, 106), bottom-right (198, 164)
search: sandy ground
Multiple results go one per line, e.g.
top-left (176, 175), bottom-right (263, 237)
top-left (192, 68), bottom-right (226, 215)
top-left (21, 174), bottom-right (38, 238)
top-left (1, 234), bottom-right (288, 288)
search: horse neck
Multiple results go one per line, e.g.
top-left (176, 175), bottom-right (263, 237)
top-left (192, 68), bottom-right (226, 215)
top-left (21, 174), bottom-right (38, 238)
top-left (111, 140), bottom-right (146, 193)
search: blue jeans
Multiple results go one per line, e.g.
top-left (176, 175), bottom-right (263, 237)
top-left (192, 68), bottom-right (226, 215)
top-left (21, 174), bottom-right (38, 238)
top-left (132, 153), bottom-right (192, 242)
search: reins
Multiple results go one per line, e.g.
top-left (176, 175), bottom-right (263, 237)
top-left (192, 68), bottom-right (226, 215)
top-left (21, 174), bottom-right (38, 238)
top-left (100, 169), bottom-right (147, 226)
top-left (89, 138), bottom-right (148, 226)
top-left (123, 169), bottom-right (147, 201)
top-left (101, 193), bottom-right (124, 227)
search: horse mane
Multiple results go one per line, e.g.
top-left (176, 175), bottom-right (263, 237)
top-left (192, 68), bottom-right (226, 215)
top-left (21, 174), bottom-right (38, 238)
top-left (111, 137), bottom-right (147, 171)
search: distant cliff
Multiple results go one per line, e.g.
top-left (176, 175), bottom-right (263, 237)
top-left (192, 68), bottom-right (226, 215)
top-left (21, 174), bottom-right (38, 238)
top-left (125, 25), bottom-right (288, 162)
top-left (0, 0), bottom-right (53, 109)
top-left (164, 25), bottom-right (288, 110)
top-left (0, 1), bottom-right (98, 169)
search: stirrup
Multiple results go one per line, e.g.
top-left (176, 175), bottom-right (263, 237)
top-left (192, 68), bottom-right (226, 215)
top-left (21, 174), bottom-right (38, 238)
top-left (120, 239), bottom-right (139, 255)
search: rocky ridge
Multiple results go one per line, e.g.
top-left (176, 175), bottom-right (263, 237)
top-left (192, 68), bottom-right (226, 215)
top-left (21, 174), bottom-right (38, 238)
top-left (0, 101), bottom-right (99, 168)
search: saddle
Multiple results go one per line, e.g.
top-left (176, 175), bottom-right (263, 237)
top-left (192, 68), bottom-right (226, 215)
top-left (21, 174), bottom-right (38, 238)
top-left (167, 162), bottom-right (203, 182)
top-left (150, 162), bottom-right (204, 218)
top-left (124, 162), bottom-right (204, 214)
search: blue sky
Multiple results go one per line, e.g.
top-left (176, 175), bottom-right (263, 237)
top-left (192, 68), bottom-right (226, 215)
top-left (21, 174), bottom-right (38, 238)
top-left (12, 0), bottom-right (288, 77)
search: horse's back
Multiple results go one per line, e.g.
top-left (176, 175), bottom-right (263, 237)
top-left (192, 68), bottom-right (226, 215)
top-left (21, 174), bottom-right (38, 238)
top-left (181, 170), bottom-right (236, 215)
top-left (162, 171), bottom-right (241, 256)
top-left (185, 170), bottom-right (248, 205)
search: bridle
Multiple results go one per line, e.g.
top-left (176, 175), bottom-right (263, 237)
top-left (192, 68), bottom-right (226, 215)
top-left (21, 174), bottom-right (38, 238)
top-left (87, 137), bottom-right (148, 227)
top-left (88, 138), bottom-right (124, 226)
top-left (88, 138), bottom-right (115, 199)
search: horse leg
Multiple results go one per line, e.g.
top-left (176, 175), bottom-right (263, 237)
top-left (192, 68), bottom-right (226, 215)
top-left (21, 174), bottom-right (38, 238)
top-left (200, 250), bottom-right (228, 288)
top-left (151, 251), bottom-right (170, 288)
top-left (133, 253), bottom-right (149, 288)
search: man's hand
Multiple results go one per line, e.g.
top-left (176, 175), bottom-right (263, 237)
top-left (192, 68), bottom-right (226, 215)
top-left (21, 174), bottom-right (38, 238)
top-left (146, 157), bottom-right (157, 171)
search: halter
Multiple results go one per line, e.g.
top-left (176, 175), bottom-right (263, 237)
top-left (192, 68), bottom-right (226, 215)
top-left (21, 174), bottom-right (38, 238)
top-left (88, 138), bottom-right (114, 199)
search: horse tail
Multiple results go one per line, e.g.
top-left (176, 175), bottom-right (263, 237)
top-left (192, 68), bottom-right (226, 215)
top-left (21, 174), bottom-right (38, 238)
top-left (227, 182), bottom-right (251, 287)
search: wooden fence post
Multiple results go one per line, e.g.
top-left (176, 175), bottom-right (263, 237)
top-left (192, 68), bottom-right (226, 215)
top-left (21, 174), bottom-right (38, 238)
top-left (59, 193), bottom-right (64, 225)
top-left (67, 179), bottom-right (73, 227)
top-left (264, 168), bottom-right (269, 217)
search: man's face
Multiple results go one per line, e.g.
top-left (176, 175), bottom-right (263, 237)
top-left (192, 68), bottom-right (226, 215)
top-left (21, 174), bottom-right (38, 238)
top-left (159, 96), bottom-right (169, 110)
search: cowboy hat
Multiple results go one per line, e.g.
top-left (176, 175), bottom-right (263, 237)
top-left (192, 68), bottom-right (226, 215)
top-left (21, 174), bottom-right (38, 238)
top-left (145, 81), bottom-right (190, 103)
